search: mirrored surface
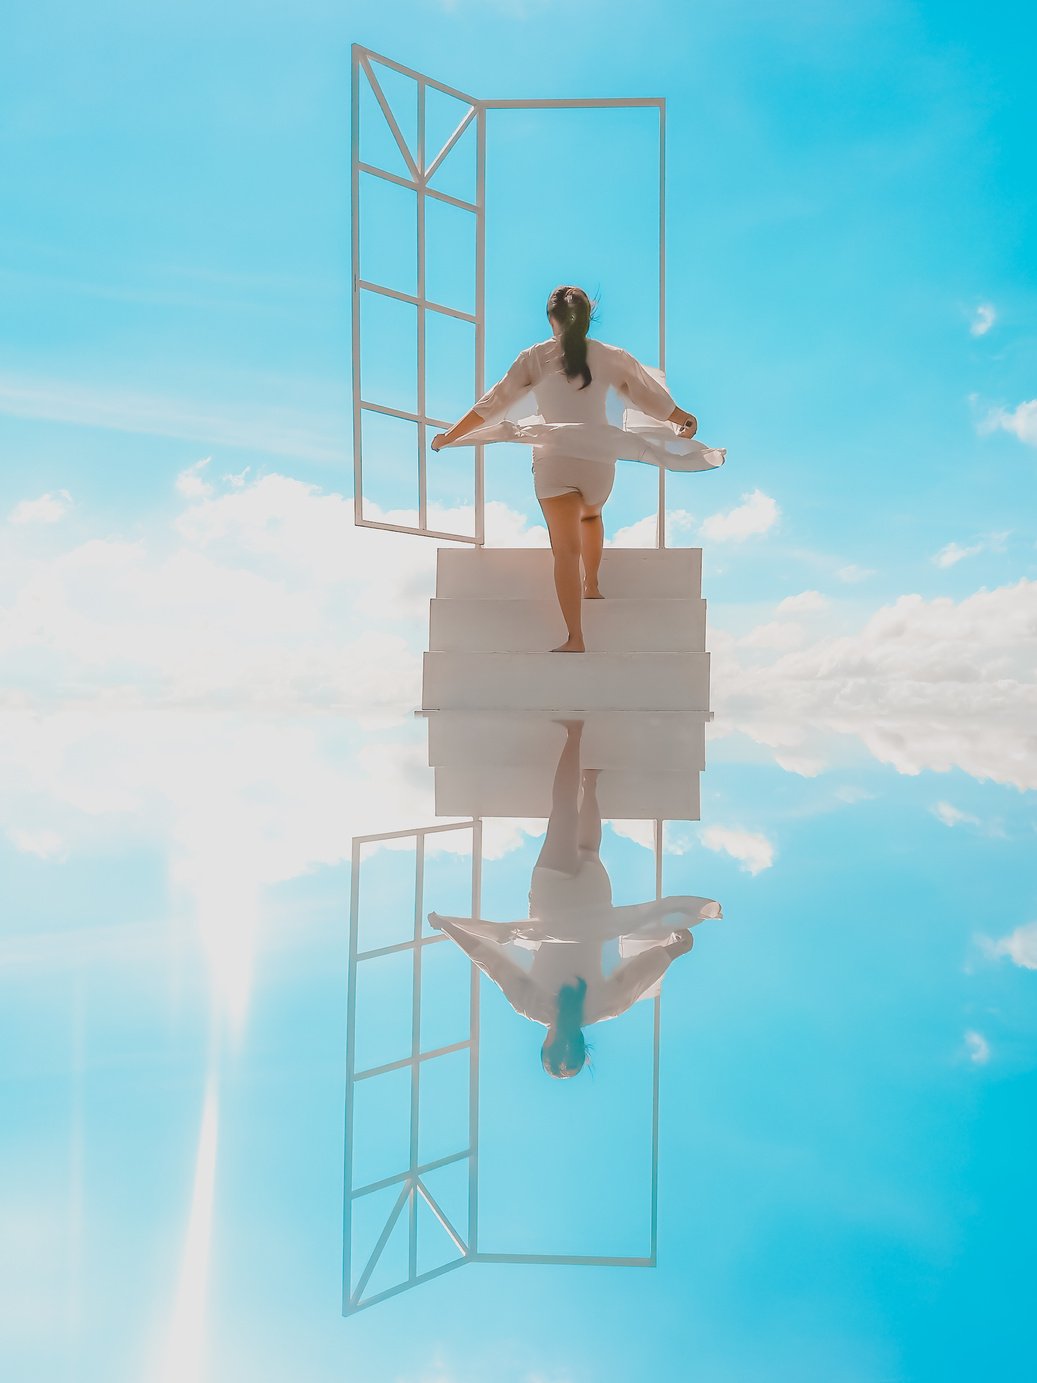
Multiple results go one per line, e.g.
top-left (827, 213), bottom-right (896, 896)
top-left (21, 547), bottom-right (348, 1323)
top-left (4, 701), bottom-right (1036, 1381)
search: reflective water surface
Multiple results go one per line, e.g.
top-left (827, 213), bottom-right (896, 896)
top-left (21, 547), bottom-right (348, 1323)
top-left (3, 704), bottom-right (1035, 1382)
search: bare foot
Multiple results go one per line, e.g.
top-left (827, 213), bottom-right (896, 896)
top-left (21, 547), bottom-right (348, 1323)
top-left (551, 638), bottom-right (585, 653)
top-left (583, 585), bottom-right (604, 599)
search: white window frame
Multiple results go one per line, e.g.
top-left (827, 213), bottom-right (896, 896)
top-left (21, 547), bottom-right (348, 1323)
top-left (351, 44), bottom-right (670, 548)
top-left (343, 817), bottom-right (667, 1316)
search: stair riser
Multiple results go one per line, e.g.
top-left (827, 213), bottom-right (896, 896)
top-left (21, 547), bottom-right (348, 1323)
top-left (436, 548), bottom-right (702, 600)
top-left (429, 598), bottom-right (707, 653)
top-left (426, 711), bottom-right (707, 772)
top-left (435, 770), bottom-right (701, 821)
top-left (422, 652), bottom-right (710, 712)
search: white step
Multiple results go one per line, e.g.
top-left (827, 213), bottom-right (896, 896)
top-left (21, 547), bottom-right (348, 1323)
top-left (435, 766), bottom-right (700, 820)
top-left (425, 710), bottom-right (707, 773)
top-left (436, 547), bottom-right (702, 600)
top-left (429, 596), bottom-right (706, 653)
top-left (421, 651), bottom-right (710, 712)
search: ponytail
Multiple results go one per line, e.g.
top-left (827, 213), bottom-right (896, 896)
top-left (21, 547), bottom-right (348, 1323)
top-left (546, 284), bottom-right (596, 390)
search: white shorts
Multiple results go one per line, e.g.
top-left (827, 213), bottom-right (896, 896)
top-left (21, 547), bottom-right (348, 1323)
top-left (532, 453), bottom-right (616, 509)
top-left (528, 852), bottom-right (613, 920)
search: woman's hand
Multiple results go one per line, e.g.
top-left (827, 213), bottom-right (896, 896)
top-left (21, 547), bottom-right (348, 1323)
top-left (666, 406), bottom-right (698, 437)
top-left (430, 433), bottom-right (448, 452)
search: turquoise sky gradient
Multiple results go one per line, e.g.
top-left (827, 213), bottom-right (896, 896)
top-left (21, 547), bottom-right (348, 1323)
top-left (2, 2), bottom-right (1036, 1381)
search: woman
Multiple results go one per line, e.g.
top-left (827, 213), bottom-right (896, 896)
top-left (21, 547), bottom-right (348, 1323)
top-left (429, 719), bottom-right (722, 1079)
top-left (430, 285), bottom-right (701, 653)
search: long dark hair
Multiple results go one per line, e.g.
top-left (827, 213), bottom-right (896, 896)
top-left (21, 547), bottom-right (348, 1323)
top-left (541, 977), bottom-right (589, 1079)
top-left (546, 284), bottom-right (597, 390)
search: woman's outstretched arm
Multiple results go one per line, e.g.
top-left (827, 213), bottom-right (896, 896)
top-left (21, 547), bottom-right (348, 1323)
top-left (431, 915), bottom-right (552, 1024)
top-left (431, 407), bottom-right (485, 451)
top-left (587, 931), bottom-right (693, 1024)
top-left (432, 346), bottom-right (534, 450)
top-left (615, 348), bottom-right (698, 436)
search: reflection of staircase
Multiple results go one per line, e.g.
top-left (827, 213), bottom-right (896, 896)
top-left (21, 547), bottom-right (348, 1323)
top-left (425, 710), bottom-right (708, 820)
top-left (421, 548), bottom-right (710, 712)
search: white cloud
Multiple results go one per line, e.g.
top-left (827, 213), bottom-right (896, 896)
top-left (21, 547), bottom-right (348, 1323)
top-left (932, 541), bottom-right (983, 568)
top-left (984, 399), bottom-right (1037, 448)
top-left (772, 752), bottom-right (825, 778)
top-left (712, 578), bottom-right (1037, 791)
top-left (8, 490), bottom-right (73, 525)
top-left (0, 471), bottom-right (546, 712)
top-left (931, 801), bottom-right (979, 828)
top-left (175, 457), bottom-right (214, 498)
top-left (834, 786), bottom-right (875, 804)
top-left (608, 509), bottom-right (695, 549)
top-left (739, 590), bottom-right (830, 654)
top-left (0, 707), bottom-right (455, 1030)
top-left (836, 564), bottom-right (875, 584)
top-left (700, 825), bottom-right (775, 874)
top-left (7, 827), bottom-right (64, 858)
top-left (969, 303), bottom-right (996, 337)
top-left (776, 590), bottom-right (829, 614)
top-left (989, 921), bottom-right (1037, 970)
top-left (739, 620), bottom-right (805, 651)
top-left (608, 819), bottom-right (656, 850)
top-left (964, 1030), bottom-right (991, 1064)
top-left (699, 489), bottom-right (778, 542)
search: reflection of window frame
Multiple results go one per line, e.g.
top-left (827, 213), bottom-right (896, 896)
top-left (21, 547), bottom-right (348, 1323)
top-left (343, 818), bottom-right (665, 1317)
top-left (350, 43), bottom-right (670, 548)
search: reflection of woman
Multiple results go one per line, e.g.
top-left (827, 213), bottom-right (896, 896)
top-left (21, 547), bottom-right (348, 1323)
top-left (430, 720), bottom-right (722, 1079)
top-left (430, 285), bottom-right (710, 653)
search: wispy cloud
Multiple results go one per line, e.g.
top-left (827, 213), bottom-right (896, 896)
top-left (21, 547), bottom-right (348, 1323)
top-left (8, 489), bottom-right (73, 525)
top-left (932, 541), bottom-right (982, 568)
top-left (836, 563), bottom-right (875, 584)
top-left (931, 801), bottom-right (979, 828)
top-left (700, 825), bottom-right (775, 874)
top-left (175, 458), bottom-right (214, 499)
top-left (969, 303), bottom-right (996, 337)
top-left (987, 921), bottom-right (1037, 970)
top-left (931, 532), bottom-right (1008, 568)
top-left (982, 399), bottom-right (1037, 448)
top-left (964, 1030), bottom-right (991, 1064)
top-left (700, 489), bottom-right (779, 542)
top-left (0, 371), bottom-right (348, 463)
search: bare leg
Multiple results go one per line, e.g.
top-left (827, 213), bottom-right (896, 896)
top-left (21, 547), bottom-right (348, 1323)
top-left (581, 507), bottom-right (604, 599)
top-left (577, 767), bottom-right (603, 855)
top-left (538, 491), bottom-right (585, 652)
top-left (534, 720), bottom-right (583, 874)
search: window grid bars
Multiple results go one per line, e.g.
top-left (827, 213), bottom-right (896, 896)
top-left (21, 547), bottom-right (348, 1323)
top-left (352, 45), bottom-right (484, 544)
top-left (343, 810), bottom-right (663, 1316)
top-left (344, 822), bottom-right (478, 1315)
top-left (351, 43), bottom-right (667, 548)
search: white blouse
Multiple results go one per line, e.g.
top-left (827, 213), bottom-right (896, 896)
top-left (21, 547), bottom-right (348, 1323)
top-left (446, 335), bottom-right (726, 474)
top-left (430, 892), bottom-right (722, 1027)
top-left (473, 335), bottom-right (678, 427)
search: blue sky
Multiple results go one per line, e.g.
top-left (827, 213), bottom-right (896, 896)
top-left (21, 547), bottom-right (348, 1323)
top-left (2, 1), bottom-right (1037, 1380)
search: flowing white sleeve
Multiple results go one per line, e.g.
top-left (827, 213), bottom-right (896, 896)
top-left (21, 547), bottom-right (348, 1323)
top-left (472, 348), bottom-right (535, 423)
top-left (586, 943), bottom-right (677, 1024)
top-left (613, 348), bottom-right (678, 421)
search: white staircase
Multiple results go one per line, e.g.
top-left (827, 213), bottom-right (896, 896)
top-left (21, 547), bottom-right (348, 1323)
top-left (424, 710), bottom-right (709, 820)
top-left (421, 548), bottom-right (710, 713)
